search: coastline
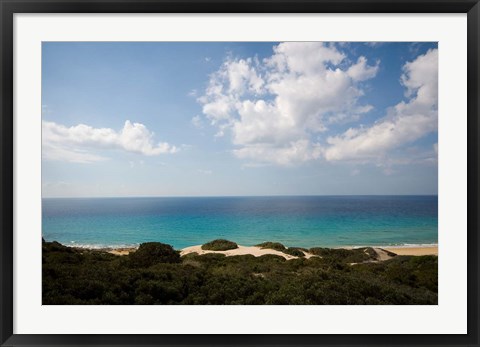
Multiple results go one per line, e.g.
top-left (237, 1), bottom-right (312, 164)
top-left (180, 244), bottom-right (438, 258)
top-left (67, 242), bottom-right (438, 257)
top-left (383, 245), bottom-right (438, 256)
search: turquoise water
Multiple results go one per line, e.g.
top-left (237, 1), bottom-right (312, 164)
top-left (42, 196), bottom-right (437, 249)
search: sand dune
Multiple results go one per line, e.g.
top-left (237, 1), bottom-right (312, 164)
top-left (180, 244), bottom-right (438, 260)
top-left (180, 245), bottom-right (318, 260)
top-left (103, 244), bottom-right (438, 258)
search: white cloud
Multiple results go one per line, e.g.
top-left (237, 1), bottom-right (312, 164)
top-left (266, 42), bottom-right (345, 74)
top-left (233, 140), bottom-right (323, 166)
top-left (324, 48), bottom-right (438, 163)
top-left (198, 42), bottom-right (379, 166)
top-left (226, 58), bottom-right (264, 94)
top-left (42, 120), bottom-right (178, 163)
top-left (191, 115), bottom-right (204, 129)
top-left (347, 56), bottom-right (379, 81)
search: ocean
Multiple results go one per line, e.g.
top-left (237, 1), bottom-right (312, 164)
top-left (42, 195), bottom-right (438, 249)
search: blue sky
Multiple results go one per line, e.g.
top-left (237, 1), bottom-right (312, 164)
top-left (42, 42), bottom-right (438, 197)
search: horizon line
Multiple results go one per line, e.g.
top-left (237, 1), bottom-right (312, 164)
top-left (42, 193), bottom-right (439, 199)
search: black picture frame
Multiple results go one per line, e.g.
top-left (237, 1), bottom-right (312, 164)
top-left (1, 1), bottom-right (479, 346)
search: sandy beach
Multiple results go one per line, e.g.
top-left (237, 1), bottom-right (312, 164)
top-left (180, 244), bottom-right (438, 260)
top-left (383, 246), bottom-right (438, 256)
top-left (101, 244), bottom-right (438, 258)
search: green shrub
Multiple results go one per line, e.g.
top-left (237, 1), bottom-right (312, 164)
top-left (188, 253), bottom-right (226, 264)
top-left (309, 247), bottom-right (377, 263)
top-left (201, 239), bottom-right (238, 251)
top-left (257, 254), bottom-right (287, 262)
top-left (42, 240), bottom-right (437, 305)
top-left (129, 242), bottom-right (180, 267)
top-left (43, 240), bottom-right (72, 253)
top-left (283, 247), bottom-right (305, 257)
top-left (256, 242), bottom-right (306, 257)
top-left (256, 242), bottom-right (286, 251)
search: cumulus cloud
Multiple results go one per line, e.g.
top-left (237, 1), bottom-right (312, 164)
top-left (42, 120), bottom-right (178, 163)
top-left (324, 48), bottom-right (438, 163)
top-left (198, 42), bottom-right (378, 165)
top-left (347, 56), bottom-right (379, 81)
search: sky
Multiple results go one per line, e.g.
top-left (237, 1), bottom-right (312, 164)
top-left (42, 42), bottom-right (438, 197)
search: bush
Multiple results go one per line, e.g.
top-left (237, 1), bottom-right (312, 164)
top-left (256, 242), bottom-right (307, 257)
top-left (309, 247), bottom-right (377, 263)
top-left (201, 239), bottom-right (238, 251)
top-left (283, 247), bottom-right (305, 257)
top-left (43, 240), bottom-right (72, 253)
top-left (129, 242), bottom-right (180, 267)
top-left (188, 253), bottom-right (226, 265)
top-left (42, 240), bottom-right (438, 305)
top-left (256, 242), bottom-right (286, 251)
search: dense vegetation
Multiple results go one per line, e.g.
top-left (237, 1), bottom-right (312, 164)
top-left (129, 242), bottom-right (180, 267)
top-left (201, 239), bottom-right (238, 251)
top-left (256, 241), bottom-right (306, 257)
top-left (283, 247), bottom-right (307, 257)
top-left (42, 240), bottom-right (437, 305)
top-left (309, 247), bottom-right (378, 263)
top-left (256, 242), bottom-right (286, 251)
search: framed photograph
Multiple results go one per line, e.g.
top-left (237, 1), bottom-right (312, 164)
top-left (1, 0), bottom-right (479, 346)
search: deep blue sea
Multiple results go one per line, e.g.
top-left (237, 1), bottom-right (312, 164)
top-left (42, 196), bottom-right (438, 249)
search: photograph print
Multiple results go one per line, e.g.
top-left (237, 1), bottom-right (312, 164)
top-left (42, 42), bottom-right (438, 305)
